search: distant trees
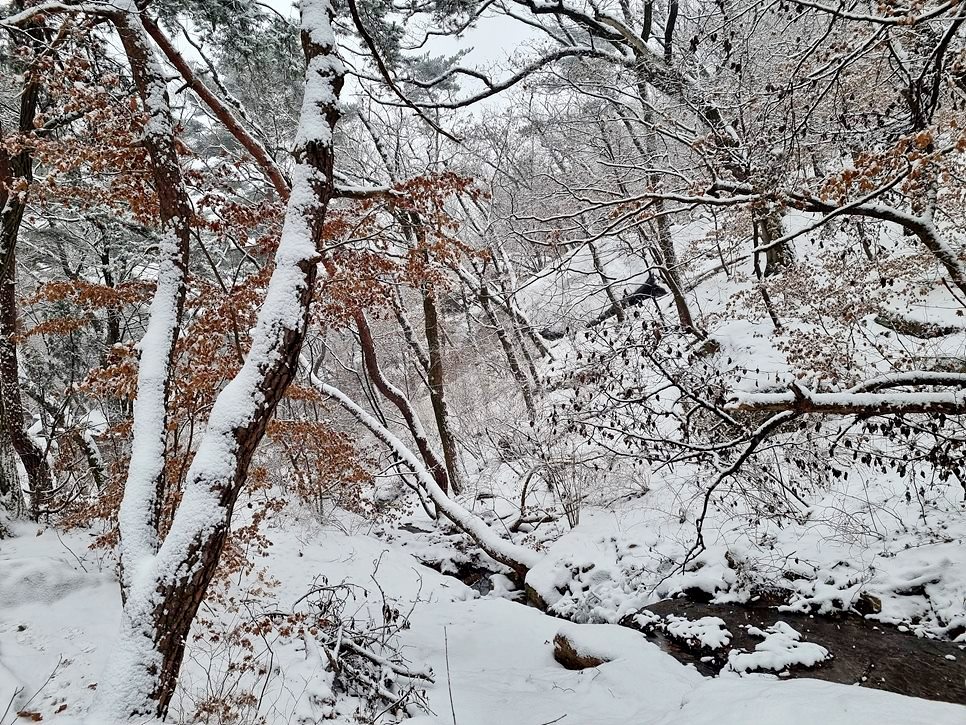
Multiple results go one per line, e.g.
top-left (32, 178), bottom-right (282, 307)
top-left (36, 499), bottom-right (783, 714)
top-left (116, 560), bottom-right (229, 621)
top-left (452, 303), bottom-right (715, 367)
top-left (368, 0), bottom-right (966, 539)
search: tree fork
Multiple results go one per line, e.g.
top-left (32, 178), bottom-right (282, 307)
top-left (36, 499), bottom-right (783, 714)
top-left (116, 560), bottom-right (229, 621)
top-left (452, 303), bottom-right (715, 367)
top-left (95, 2), bottom-right (345, 717)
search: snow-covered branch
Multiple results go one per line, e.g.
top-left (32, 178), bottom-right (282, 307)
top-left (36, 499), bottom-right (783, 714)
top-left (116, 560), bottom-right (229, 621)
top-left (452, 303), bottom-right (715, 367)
top-left (308, 364), bottom-right (543, 576)
top-left (141, 15), bottom-right (291, 201)
top-left (729, 377), bottom-right (966, 415)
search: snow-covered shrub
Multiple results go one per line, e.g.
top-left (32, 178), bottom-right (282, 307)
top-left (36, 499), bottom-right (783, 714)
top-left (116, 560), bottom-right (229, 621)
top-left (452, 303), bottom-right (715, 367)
top-left (178, 567), bottom-right (433, 724)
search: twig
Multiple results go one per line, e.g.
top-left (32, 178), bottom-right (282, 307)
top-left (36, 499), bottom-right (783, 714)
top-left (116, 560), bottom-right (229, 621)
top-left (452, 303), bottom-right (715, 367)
top-left (54, 529), bottom-right (88, 573)
top-left (538, 716), bottom-right (567, 725)
top-left (444, 626), bottom-right (457, 725)
top-left (3, 657), bottom-right (62, 725)
top-left (1, 686), bottom-right (24, 724)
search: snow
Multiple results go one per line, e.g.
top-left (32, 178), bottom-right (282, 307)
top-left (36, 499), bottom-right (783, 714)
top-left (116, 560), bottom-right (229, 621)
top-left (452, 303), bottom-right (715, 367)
top-left (731, 387), bottom-right (966, 412)
top-left (0, 526), bottom-right (119, 722)
top-left (405, 605), bottom-right (703, 724)
top-left (3, 518), bottom-right (964, 725)
top-left (3, 22), bottom-right (966, 724)
top-left (656, 677), bottom-right (963, 725)
top-left (664, 615), bottom-right (733, 650)
top-left (726, 621), bottom-right (831, 673)
top-left (521, 468), bottom-right (966, 641)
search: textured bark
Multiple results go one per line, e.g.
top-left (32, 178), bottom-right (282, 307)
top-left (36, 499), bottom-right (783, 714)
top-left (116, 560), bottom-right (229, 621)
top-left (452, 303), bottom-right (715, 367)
top-left (0, 22), bottom-right (52, 518)
top-left (588, 239), bottom-right (624, 322)
top-left (315, 375), bottom-right (542, 578)
top-left (148, 311), bottom-right (322, 711)
top-left (652, 205), bottom-right (699, 333)
top-left (0, 431), bottom-right (24, 529)
top-left (97, 6), bottom-right (345, 716)
top-left (352, 307), bottom-right (452, 494)
top-left (422, 284), bottom-right (463, 494)
top-left (759, 209), bottom-right (793, 276)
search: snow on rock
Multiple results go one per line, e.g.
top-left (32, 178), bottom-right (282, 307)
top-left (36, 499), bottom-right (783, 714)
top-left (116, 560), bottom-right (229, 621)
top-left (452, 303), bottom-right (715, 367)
top-left (552, 622), bottom-right (653, 668)
top-left (660, 547), bottom-right (740, 601)
top-left (551, 621), bottom-right (702, 692)
top-left (524, 459), bottom-right (966, 640)
top-left (403, 600), bottom-right (702, 725)
top-left (524, 508), bottom-right (682, 621)
top-left (726, 621), bottom-right (831, 674)
top-left (663, 615), bottom-right (733, 650)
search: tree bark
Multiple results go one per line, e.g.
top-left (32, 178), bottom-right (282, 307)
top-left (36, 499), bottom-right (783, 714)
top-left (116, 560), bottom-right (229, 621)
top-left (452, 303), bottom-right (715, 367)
top-left (613, 112), bottom-right (700, 334)
top-left (759, 208), bottom-right (793, 276)
top-left (422, 284), bottom-right (463, 494)
top-left (350, 306), bottom-right (453, 494)
top-left (0, 18), bottom-right (53, 518)
top-left (111, 6), bottom-right (194, 597)
top-left (0, 430), bottom-right (24, 531)
top-left (95, 2), bottom-right (344, 718)
top-left (478, 281), bottom-right (536, 418)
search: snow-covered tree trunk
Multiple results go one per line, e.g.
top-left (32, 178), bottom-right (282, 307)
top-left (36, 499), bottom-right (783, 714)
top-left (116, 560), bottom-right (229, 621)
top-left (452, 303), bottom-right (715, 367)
top-left (95, 2), bottom-right (344, 718)
top-left (110, 3), bottom-right (194, 596)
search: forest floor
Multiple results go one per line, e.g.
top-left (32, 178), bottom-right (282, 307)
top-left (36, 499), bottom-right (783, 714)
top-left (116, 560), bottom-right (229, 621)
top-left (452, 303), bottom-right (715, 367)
top-left (2, 481), bottom-right (965, 725)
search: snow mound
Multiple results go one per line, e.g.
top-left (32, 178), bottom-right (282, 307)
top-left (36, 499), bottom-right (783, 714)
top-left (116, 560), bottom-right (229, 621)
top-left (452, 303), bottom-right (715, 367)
top-left (0, 556), bottom-right (104, 607)
top-left (554, 621), bottom-right (655, 664)
top-left (726, 621), bottom-right (831, 673)
top-left (524, 508), bottom-right (681, 622)
top-left (664, 615), bottom-right (732, 650)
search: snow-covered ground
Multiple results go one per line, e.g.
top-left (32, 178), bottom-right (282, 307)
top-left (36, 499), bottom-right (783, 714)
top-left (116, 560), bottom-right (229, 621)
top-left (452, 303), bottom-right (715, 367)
top-left (2, 502), bottom-right (964, 725)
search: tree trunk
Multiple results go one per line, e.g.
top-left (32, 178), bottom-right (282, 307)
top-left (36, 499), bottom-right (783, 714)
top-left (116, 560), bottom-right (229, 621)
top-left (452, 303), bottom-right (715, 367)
top-left (613, 111), bottom-right (700, 334)
top-left (94, 3), bottom-right (344, 718)
top-left (759, 208), bottom-right (792, 276)
top-left (422, 284), bottom-right (463, 494)
top-left (651, 204), bottom-right (700, 334)
top-left (0, 19), bottom-right (53, 519)
top-left (0, 430), bottom-right (24, 532)
top-left (349, 306), bottom-right (453, 494)
top-left (478, 282), bottom-right (536, 419)
top-left (111, 6), bottom-right (194, 598)
top-left (315, 373), bottom-right (542, 579)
